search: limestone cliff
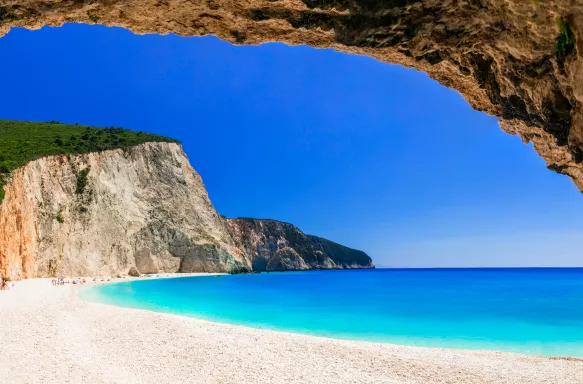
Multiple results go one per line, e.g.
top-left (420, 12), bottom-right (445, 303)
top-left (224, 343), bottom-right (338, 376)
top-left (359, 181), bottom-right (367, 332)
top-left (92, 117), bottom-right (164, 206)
top-left (227, 218), bottom-right (374, 271)
top-left (0, 1), bottom-right (582, 191)
top-left (0, 142), bottom-right (372, 279)
top-left (0, 142), bottom-right (247, 279)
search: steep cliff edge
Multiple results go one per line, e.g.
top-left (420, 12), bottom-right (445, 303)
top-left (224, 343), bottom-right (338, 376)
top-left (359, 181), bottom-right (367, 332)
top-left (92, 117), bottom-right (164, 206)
top-left (0, 138), bottom-right (372, 279)
top-left (0, 1), bottom-right (582, 190)
top-left (0, 142), bottom-right (247, 279)
top-left (227, 218), bottom-right (374, 271)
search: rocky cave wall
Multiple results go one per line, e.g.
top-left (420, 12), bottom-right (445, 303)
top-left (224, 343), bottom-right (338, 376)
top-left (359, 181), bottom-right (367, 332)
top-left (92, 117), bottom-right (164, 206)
top-left (1, 0), bottom-right (582, 189)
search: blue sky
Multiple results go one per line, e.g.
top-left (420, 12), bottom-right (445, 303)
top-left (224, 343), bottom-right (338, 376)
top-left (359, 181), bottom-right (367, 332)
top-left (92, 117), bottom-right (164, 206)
top-left (1, 24), bottom-right (583, 267)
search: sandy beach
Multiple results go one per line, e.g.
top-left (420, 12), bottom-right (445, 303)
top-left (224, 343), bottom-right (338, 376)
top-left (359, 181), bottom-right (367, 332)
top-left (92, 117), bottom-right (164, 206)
top-left (1, 276), bottom-right (582, 384)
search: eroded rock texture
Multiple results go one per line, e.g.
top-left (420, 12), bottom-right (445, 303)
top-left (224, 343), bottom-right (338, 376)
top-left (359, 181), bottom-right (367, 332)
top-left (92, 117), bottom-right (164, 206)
top-left (0, 0), bottom-right (582, 189)
top-left (0, 142), bottom-right (247, 279)
top-left (228, 218), bottom-right (374, 271)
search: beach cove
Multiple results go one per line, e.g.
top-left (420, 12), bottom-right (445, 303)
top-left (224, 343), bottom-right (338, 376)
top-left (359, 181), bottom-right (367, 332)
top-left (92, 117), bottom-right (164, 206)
top-left (1, 274), bottom-right (583, 384)
top-left (82, 269), bottom-right (583, 358)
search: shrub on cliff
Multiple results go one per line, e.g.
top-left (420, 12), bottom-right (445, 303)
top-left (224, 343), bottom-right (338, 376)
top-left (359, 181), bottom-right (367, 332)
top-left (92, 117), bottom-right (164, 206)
top-left (76, 167), bottom-right (91, 195)
top-left (0, 119), bottom-right (179, 205)
top-left (556, 18), bottom-right (576, 56)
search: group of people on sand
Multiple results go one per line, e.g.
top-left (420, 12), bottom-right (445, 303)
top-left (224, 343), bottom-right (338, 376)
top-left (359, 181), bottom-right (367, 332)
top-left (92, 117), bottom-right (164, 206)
top-left (52, 278), bottom-right (87, 286)
top-left (0, 278), bottom-right (15, 290)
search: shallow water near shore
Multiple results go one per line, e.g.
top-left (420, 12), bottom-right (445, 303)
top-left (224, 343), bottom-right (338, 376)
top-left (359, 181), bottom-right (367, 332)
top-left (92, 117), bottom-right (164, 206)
top-left (80, 268), bottom-right (583, 357)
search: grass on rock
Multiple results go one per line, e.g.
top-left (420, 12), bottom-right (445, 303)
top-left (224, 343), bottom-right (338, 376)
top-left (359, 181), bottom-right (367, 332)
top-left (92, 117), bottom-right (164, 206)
top-left (0, 119), bottom-right (179, 205)
top-left (75, 167), bottom-right (91, 195)
top-left (556, 18), bottom-right (576, 56)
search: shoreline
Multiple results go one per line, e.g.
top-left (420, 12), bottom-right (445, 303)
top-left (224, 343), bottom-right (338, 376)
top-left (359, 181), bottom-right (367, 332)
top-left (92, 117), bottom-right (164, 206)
top-left (1, 276), bottom-right (583, 383)
top-left (81, 274), bottom-right (583, 361)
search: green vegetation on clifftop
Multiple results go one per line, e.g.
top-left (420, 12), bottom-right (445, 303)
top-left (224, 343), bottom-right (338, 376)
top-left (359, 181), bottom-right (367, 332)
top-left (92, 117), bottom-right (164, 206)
top-left (0, 119), bottom-right (179, 204)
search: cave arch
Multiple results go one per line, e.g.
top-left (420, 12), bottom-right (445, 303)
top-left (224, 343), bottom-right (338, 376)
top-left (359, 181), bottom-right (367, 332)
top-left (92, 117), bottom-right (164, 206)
top-left (1, 0), bottom-right (582, 189)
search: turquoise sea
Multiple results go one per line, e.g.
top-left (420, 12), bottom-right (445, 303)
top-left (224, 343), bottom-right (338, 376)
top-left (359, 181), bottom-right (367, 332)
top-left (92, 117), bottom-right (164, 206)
top-left (80, 268), bottom-right (583, 357)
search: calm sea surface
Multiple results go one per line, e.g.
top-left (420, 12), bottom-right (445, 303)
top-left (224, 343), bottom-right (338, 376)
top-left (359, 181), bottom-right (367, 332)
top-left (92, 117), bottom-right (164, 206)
top-left (80, 268), bottom-right (583, 357)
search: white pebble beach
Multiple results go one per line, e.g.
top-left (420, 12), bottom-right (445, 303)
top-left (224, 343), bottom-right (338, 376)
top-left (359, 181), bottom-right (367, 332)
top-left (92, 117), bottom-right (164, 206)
top-left (1, 275), bottom-right (582, 384)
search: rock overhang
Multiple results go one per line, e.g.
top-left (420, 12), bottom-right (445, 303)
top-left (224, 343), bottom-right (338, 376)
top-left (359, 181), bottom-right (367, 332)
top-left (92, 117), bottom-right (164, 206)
top-left (0, 0), bottom-right (582, 189)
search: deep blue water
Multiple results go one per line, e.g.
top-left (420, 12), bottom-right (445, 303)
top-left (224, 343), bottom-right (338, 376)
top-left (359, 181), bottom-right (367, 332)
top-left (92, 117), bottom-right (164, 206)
top-left (80, 268), bottom-right (583, 357)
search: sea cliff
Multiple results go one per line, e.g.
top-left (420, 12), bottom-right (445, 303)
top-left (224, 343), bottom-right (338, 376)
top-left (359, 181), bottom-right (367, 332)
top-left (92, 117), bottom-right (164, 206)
top-left (227, 218), bottom-right (374, 271)
top-left (0, 142), bottom-right (246, 279)
top-left (0, 141), bottom-right (373, 279)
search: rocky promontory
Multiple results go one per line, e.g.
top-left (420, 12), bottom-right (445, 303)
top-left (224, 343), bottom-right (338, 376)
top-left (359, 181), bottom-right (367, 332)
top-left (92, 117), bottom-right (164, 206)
top-left (228, 218), bottom-right (374, 271)
top-left (0, 125), bottom-right (373, 279)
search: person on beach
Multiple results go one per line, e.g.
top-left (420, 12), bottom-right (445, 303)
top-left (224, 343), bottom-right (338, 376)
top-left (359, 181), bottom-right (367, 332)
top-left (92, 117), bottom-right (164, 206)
top-left (1, 279), bottom-right (9, 290)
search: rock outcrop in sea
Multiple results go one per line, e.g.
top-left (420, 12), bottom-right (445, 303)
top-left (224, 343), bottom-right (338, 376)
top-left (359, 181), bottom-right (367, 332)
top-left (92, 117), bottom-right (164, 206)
top-left (0, 142), bottom-right (373, 279)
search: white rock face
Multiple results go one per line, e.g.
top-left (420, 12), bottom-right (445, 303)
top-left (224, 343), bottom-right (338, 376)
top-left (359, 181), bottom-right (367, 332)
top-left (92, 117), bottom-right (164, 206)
top-left (0, 142), bottom-right (247, 279)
